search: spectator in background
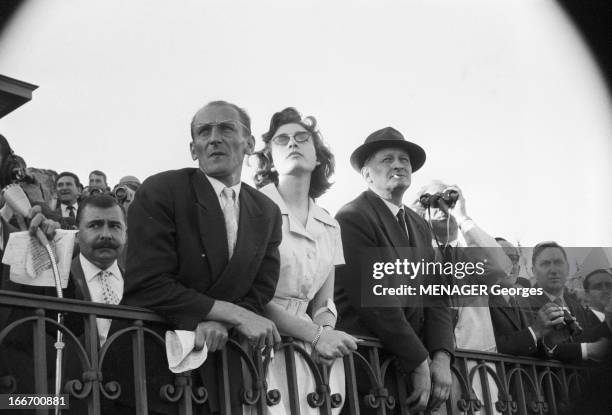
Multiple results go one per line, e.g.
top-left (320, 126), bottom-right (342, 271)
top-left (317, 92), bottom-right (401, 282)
top-left (495, 237), bottom-right (531, 288)
top-left (0, 134), bottom-right (16, 189)
top-left (53, 171), bottom-right (82, 230)
top-left (411, 181), bottom-right (512, 352)
top-left (112, 175), bottom-right (140, 213)
top-left (0, 135), bottom-right (62, 395)
top-left (89, 170), bottom-right (110, 192)
top-left (113, 175), bottom-right (140, 269)
top-left (525, 242), bottom-right (609, 362)
top-left (489, 239), bottom-right (560, 356)
top-left (582, 269), bottom-right (612, 339)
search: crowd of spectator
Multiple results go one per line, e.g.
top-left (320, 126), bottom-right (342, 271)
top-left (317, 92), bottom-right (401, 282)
top-left (0, 97), bottom-right (610, 415)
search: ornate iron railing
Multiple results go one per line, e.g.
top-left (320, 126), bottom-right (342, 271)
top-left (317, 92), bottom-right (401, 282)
top-left (0, 290), bottom-right (591, 414)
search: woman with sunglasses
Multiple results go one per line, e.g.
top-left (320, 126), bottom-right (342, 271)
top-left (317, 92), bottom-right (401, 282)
top-left (251, 107), bottom-right (359, 414)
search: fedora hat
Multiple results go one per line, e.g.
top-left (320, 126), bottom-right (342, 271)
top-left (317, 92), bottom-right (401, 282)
top-left (350, 126), bottom-right (426, 172)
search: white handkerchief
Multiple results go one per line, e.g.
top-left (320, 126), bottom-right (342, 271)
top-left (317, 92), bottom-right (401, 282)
top-left (165, 330), bottom-right (208, 373)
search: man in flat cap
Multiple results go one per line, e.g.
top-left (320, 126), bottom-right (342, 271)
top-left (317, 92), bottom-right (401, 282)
top-left (335, 127), bottom-right (454, 413)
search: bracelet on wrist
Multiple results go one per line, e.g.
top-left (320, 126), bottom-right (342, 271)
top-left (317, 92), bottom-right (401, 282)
top-left (311, 325), bottom-right (324, 349)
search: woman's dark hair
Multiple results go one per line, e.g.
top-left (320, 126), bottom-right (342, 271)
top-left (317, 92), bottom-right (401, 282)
top-left (0, 134), bottom-right (17, 188)
top-left (252, 107), bottom-right (335, 199)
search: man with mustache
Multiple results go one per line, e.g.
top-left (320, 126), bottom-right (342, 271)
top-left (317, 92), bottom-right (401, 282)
top-left (64, 193), bottom-right (127, 345)
top-left (335, 127), bottom-right (453, 413)
top-left (113, 100), bottom-right (282, 414)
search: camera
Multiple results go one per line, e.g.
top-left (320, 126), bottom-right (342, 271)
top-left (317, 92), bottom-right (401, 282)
top-left (419, 189), bottom-right (459, 209)
top-left (555, 308), bottom-right (583, 337)
top-left (113, 185), bottom-right (135, 204)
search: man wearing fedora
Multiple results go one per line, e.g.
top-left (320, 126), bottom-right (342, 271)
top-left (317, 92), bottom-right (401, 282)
top-left (335, 127), bottom-right (454, 413)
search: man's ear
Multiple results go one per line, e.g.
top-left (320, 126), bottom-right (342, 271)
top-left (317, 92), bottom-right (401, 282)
top-left (361, 166), bottom-right (370, 182)
top-left (189, 141), bottom-right (197, 161)
top-left (245, 134), bottom-right (255, 155)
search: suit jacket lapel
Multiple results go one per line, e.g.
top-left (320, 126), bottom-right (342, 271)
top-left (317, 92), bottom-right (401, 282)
top-left (364, 191), bottom-right (410, 253)
top-left (70, 257), bottom-right (92, 301)
top-left (492, 295), bottom-right (523, 330)
top-left (191, 171), bottom-right (228, 280)
top-left (207, 188), bottom-right (266, 298)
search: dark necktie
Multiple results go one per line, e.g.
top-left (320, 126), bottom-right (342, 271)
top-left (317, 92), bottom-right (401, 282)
top-left (67, 205), bottom-right (75, 219)
top-left (396, 208), bottom-right (408, 239)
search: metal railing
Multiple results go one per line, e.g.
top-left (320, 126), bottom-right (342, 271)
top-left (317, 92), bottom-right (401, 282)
top-left (0, 290), bottom-right (590, 414)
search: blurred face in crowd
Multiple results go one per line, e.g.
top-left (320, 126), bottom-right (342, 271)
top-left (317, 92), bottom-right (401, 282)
top-left (77, 204), bottom-right (126, 270)
top-left (362, 147), bottom-right (412, 200)
top-left (270, 123), bottom-right (318, 177)
top-left (190, 104), bottom-right (254, 187)
top-left (585, 271), bottom-right (612, 313)
top-left (89, 173), bottom-right (107, 190)
top-left (498, 239), bottom-right (520, 286)
top-left (533, 247), bottom-right (569, 297)
top-left (56, 176), bottom-right (80, 205)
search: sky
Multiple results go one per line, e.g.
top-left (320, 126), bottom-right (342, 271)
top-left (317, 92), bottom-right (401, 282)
top-left (0, 0), bottom-right (611, 248)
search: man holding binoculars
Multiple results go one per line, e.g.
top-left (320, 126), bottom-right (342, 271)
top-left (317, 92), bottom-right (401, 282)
top-left (526, 242), bottom-right (610, 362)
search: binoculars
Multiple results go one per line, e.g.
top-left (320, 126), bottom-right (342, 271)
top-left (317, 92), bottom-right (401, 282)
top-left (419, 189), bottom-right (459, 210)
top-left (555, 308), bottom-right (583, 337)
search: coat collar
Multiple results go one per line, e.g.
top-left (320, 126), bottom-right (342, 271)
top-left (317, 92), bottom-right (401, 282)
top-left (70, 256), bottom-right (92, 301)
top-left (363, 189), bottom-right (411, 249)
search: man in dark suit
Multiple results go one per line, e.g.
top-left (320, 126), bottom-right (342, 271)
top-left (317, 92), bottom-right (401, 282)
top-left (52, 171), bottom-right (82, 230)
top-left (488, 239), bottom-right (561, 357)
top-left (335, 127), bottom-right (453, 413)
top-left (489, 292), bottom-right (552, 357)
top-left (525, 242), bottom-right (609, 362)
top-left (113, 100), bottom-right (282, 414)
top-left (581, 269), bottom-right (611, 346)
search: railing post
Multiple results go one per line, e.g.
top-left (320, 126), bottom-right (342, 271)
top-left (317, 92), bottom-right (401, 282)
top-left (318, 363), bottom-right (332, 415)
top-left (367, 346), bottom-right (387, 415)
top-left (131, 320), bottom-right (148, 415)
top-left (343, 353), bottom-right (360, 415)
top-left (284, 342), bottom-right (301, 415)
top-left (216, 347), bottom-right (233, 415)
top-left (84, 313), bottom-right (101, 415)
top-left (33, 308), bottom-right (48, 415)
top-left (477, 360), bottom-right (494, 414)
top-left (393, 364), bottom-right (409, 415)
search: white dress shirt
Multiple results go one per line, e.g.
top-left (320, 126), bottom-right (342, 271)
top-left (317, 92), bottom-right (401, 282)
top-left (79, 254), bottom-right (123, 346)
top-left (61, 202), bottom-right (78, 218)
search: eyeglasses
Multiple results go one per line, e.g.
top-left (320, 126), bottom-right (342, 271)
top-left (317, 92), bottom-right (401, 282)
top-left (193, 120), bottom-right (249, 139)
top-left (271, 131), bottom-right (312, 146)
